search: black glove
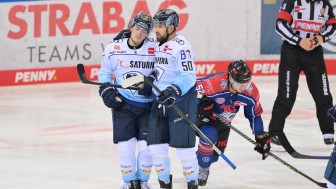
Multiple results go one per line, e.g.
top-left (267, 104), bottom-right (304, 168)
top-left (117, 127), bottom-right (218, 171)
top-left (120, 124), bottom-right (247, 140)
top-left (198, 96), bottom-right (214, 118)
top-left (327, 105), bottom-right (336, 122)
top-left (99, 85), bottom-right (122, 108)
top-left (113, 29), bottom-right (131, 40)
top-left (197, 96), bottom-right (218, 125)
top-left (156, 85), bottom-right (181, 107)
top-left (138, 74), bottom-right (156, 97)
top-left (254, 132), bottom-right (271, 160)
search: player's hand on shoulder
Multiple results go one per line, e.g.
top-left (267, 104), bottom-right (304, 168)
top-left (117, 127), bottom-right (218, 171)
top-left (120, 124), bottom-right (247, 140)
top-left (99, 84), bottom-right (122, 108)
top-left (113, 29), bottom-right (131, 40)
top-left (254, 131), bottom-right (271, 160)
top-left (157, 85), bottom-right (181, 107)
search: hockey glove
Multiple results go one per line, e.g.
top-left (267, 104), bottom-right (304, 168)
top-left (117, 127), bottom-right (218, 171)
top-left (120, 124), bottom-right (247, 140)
top-left (99, 85), bottom-right (122, 108)
top-left (254, 131), bottom-right (271, 160)
top-left (138, 73), bottom-right (156, 97)
top-left (327, 105), bottom-right (336, 123)
top-left (156, 85), bottom-right (181, 107)
top-left (113, 29), bottom-right (131, 40)
top-left (197, 96), bottom-right (218, 125)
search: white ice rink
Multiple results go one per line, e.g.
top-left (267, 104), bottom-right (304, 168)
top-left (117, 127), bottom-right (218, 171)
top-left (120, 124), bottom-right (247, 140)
top-left (1, 75), bottom-right (336, 189)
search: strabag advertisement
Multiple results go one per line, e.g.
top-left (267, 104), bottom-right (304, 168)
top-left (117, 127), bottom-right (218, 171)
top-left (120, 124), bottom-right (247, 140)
top-left (0, 0), bottom-right (335, 86)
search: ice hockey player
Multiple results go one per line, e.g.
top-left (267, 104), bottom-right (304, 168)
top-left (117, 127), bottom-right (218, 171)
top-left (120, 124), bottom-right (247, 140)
top-left (97, 12), bottom-right (156, 189)
top-left (325, 105), bottom-right (336, 189)
top-left (195, 60), bottom-right (271, 186)
top-left (139, 9), bottom-right (199, 189)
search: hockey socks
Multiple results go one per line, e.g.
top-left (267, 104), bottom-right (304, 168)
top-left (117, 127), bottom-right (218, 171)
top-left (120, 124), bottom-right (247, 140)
top-left (176, 148), bottom-right (199, 182)
top-left (149, 144), bottom-right (171, 184)
top-left (137, 140), bottom-right (152, 182)
top-left (118, 138), bottom-right (137, 182)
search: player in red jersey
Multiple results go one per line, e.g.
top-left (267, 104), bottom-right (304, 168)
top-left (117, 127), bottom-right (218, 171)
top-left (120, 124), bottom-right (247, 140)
top-left (195, 60), bottom-right (271, 186)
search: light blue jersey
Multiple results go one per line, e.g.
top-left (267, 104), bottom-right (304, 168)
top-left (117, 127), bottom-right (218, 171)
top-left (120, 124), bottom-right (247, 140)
top-left (98, 38), bottom-right (157, 104)
top-left (152, 34), bottom-right (196, 95)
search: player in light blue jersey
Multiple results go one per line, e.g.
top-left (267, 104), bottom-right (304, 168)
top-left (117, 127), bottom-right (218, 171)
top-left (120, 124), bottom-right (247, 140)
top-left (97, 12), bottom-right (157, 189)
top-left (139, 9), bottom-right (199, 189)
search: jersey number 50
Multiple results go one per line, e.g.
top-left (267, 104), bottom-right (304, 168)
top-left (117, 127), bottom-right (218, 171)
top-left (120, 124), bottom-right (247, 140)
top-left (182, 61), bottom-right (194, 71)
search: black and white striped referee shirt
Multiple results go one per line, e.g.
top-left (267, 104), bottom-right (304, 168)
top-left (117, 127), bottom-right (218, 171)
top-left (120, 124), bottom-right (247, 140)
top-left (275, 0), bottom-right (336, 46)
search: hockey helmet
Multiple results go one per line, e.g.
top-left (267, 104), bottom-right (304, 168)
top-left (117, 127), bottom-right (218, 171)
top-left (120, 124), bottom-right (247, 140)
top-left (153, 9), bottom-right (179, 29)
top-left (130, 12), bottom-right (153, 31)
top-left (228, 60), bottom-right (252, 83)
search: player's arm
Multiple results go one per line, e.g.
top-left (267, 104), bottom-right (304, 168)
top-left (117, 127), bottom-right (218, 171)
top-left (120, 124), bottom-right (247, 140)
top-left (98, 44), bottom-right (115, 83)
top-left (318, 2), bottom-right (336, 43)
top-left (275, 0), bottom-right (301, 46)
top-left (97, 44), bottom-right (122, 108)
top-left (243, 92), bottom-right (271, 160)
top-left (172, 47), bottom-right (196, 95)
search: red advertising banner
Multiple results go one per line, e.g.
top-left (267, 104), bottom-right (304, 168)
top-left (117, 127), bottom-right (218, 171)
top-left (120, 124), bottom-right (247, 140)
top-left (0, 60), bottom-right (335, 86)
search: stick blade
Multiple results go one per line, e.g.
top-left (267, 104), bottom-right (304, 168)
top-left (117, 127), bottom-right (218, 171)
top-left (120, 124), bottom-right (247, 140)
top-left (76, 64), bottom-right (86, 82)
top-left (121, 75), bottom-right (144, 88)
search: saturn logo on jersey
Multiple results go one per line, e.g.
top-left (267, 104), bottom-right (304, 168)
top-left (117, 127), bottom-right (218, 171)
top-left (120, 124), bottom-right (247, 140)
top-left (119, 59), bottom-right (129, 68)
top-left (130, 61), bottom-right (154, 69)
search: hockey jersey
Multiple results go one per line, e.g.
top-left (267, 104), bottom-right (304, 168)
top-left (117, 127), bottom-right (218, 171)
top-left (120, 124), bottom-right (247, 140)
top-left (98, 38), bottom-right (157, 104)
top-left (196, 72), bottom-right (264, 135)
top-left (152, 34), bottom-right (196, 96)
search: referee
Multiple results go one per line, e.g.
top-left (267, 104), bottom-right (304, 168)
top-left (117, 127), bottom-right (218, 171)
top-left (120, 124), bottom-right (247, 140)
top-left (269, 0), bottom-right (336, 145)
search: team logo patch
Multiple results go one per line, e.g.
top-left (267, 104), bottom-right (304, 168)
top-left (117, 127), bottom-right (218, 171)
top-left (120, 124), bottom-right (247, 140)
top-left (319, 8), bottom-right (325, 17)
top-left (294, 6), bottom-right (305, 13)
top-left (202, 157), bottom-right (210, 162)
top-left (114, 45), bottom-right (120, 50)
top-left (164, 45), bottom-right (172, 52)
top-left (183, 171), bottom-right (195, 176)
top-left (234, 101), bottom-right (247, 106)
top-left (148, 48), bottom-right (155, 54)
top-left (220, 79), bottom-right (227, 90)
top-left (215, 98), bottom-right (225, 104)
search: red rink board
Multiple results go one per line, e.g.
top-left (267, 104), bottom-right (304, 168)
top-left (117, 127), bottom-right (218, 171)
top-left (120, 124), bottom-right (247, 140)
top-left (0, 60), bottom-right (335, 86)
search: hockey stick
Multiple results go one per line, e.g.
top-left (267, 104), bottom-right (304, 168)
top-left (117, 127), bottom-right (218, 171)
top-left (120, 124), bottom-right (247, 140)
top-left (277, 132), bottom-right (329, 160)
top-left (76, 64), bottom-right (140, 90)
top-left (222, 122), bottom-right (327, 188)
top-left (121, 76), bottom-right (237, 170)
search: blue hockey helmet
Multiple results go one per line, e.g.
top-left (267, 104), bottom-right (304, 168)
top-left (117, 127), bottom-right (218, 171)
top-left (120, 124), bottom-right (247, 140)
top-left (153, 9), bottom-right (179, 29)
top-left (130, 12), bottom-right (153, 31)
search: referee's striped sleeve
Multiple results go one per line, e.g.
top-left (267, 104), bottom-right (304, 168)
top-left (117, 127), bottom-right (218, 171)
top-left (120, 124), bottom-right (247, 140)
top-left (321, 24), bottom-right (336, 42)
top-left (275, 20), bottom-right (301, 46)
